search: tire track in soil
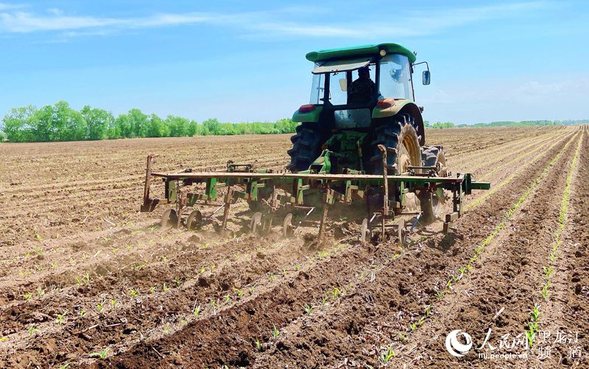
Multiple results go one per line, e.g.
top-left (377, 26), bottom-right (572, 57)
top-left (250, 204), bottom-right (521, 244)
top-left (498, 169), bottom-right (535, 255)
top-left (244, 130), bottom-right (580, 369)
top-left (462, 130), bottom-right (575, 213)
top-left (438, 127), bottom-right (556, 160)
top-left (529, 126), bottom-right (589, 368)
top-left (448, 128), bottom-right (565, 171)
top-left (79, 131), bottom-right (577, 369)
top-left (390, 129), bottom-right (582, 368)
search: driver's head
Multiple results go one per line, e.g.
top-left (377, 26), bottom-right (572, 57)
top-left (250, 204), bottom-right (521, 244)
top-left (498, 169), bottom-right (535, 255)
top-left (358, 66), bottom-right (370, 79)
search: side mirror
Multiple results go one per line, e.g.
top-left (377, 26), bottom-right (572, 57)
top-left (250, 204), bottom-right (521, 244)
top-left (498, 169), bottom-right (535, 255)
top-left (422, 70), bottom-right (431, 85)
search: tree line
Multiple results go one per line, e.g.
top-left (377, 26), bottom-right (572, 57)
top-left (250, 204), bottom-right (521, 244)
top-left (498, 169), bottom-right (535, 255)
top-left (425, 120), bottom-right (588, 129)
top-left (0, 101), bottom-right (298, 142)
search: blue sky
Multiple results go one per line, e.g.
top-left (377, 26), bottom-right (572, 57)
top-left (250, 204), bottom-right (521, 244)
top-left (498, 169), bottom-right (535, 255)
top-left (0, 0), bottom-right (587, 124)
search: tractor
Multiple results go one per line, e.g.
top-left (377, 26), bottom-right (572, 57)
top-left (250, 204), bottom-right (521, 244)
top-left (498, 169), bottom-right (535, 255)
top-left (287, 43), bottom-right (443, 224)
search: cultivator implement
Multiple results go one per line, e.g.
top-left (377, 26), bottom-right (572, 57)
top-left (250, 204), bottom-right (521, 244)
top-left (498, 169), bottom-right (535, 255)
top-left (141, 154), bottom-right (490, 243)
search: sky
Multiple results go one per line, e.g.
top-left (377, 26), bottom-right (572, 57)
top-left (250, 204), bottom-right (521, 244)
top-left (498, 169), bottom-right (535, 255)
top-left (0, 0), bottom-right (587, 124)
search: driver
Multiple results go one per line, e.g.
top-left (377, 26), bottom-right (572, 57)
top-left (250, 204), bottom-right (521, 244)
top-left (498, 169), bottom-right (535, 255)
top-left (347, 66), bottom-right (376, 105)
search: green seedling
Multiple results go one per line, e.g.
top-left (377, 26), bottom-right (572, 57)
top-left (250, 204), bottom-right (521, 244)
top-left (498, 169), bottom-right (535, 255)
top-left (331, 287), bottom-right (342, 299)
top-left (272, 325), bottom-right (280, 339)
top-left (424, 305), bottom-right (432, 317)
top-left (303, 304), bottom-right (313, 315)
top-left (193, 305), bottom-right (201, 317)
top-left (540, 283), bottom-right (550, 301)
top-left (28, 325), bottom-right (38, 336)
top-left (233, 288), bottom-right (244, 299)
top-left (75, 272), bottom-right (91, 286)
top-left (23, 292), bottom-right (33, 301)
top-left (129, 289), bottom-right (139, 298)
top-left (89, 348), bottom-right (109, 359)
top-left (79, 309), bottom-right (87, 318)
top-left (526, 305), bottom-right (541, 347)
top-left (379, 346), bottom-right (395, 363)
top-left (409, 322), bottom-right (418, 332)
top-left (531, 305), bottom-right (540, 322)
top-left (55, 312), bottom-right (66, 325)
top-left (163, 282), bottom-right (170, 292)
top-left (96, 303), bottom-right (104, 313)
top-left (255, 339), bottom-right (263, 352)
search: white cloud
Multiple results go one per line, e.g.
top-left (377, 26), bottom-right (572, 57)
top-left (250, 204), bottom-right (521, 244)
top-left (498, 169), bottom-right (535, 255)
top-left (0, 1), bottom-right (550, 38)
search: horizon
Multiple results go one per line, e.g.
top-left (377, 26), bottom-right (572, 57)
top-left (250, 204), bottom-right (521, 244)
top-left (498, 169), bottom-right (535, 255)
top-left (0, 0), bottom-right (587, 124)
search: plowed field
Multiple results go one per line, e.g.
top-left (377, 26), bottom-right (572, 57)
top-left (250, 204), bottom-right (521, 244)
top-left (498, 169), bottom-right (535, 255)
top-left (1, 126), bottom-right (587, 369)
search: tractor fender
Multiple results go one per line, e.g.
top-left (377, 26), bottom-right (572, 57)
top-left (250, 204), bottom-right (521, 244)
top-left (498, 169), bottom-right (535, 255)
top-left (292, 105), bottom-right (324, 123)
top-left (372, 99), bottom-right (425, 146)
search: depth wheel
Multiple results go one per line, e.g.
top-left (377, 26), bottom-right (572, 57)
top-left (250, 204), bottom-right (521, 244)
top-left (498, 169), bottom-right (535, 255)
top-left (360, 218), bottom-right (371, 244)
top-left (283, 213), bottom-right (294, 237)
top-left (249, 212), bottom-right (263, 234)
top-left (161, 208), bottom-right (178, 228)
top-left (186, 209), bottom-right (203, 231)
top-left (419, 150), bottom-right (448, 224)
top-left (398, 218), bottom-right (406, 246)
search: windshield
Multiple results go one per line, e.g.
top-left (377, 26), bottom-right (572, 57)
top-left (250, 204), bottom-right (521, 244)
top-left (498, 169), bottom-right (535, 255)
top-left (309, 63), bottom-right (377, 105)
top-left (379, 54), bottom-right (412, 100)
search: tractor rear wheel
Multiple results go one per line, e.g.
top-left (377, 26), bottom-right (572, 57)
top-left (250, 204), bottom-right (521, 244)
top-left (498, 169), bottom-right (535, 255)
top-left (368, 116), bottom-right (421, 175)
top-left (287, 123), bottom-right (322, 172)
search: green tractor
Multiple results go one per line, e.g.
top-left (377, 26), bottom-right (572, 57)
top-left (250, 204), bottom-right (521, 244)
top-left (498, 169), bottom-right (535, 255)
top-left (287, 43), bottom-right (444, 223)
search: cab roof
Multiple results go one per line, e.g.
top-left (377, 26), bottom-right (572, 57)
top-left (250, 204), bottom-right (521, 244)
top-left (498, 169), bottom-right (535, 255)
top-left (305, 43), bottom-right (416, 64)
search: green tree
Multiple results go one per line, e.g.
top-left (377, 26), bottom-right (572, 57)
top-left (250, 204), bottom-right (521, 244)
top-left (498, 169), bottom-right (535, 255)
top-left (147, 114), bottom-right (168, 137)
top-left (202, 118), bottom-right (220, 135)
top-left (114, 113), bottom-right (132, 138)
top-left (187, 120), bottom-right (198, 136)
top-left (166, 115), bottom-right (191, 137)
top-left (128, 108), bottom-right (149, 138)
top-left (81, 106), bottom-right (114, 140)
top-left (2, 105), bottom-right (37, 142)
top-left (32, 101), bottom-right (86, 141)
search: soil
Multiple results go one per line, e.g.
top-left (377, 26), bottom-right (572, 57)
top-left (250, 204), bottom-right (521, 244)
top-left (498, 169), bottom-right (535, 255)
top-left (0, 127), bottom-right (586, 369)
